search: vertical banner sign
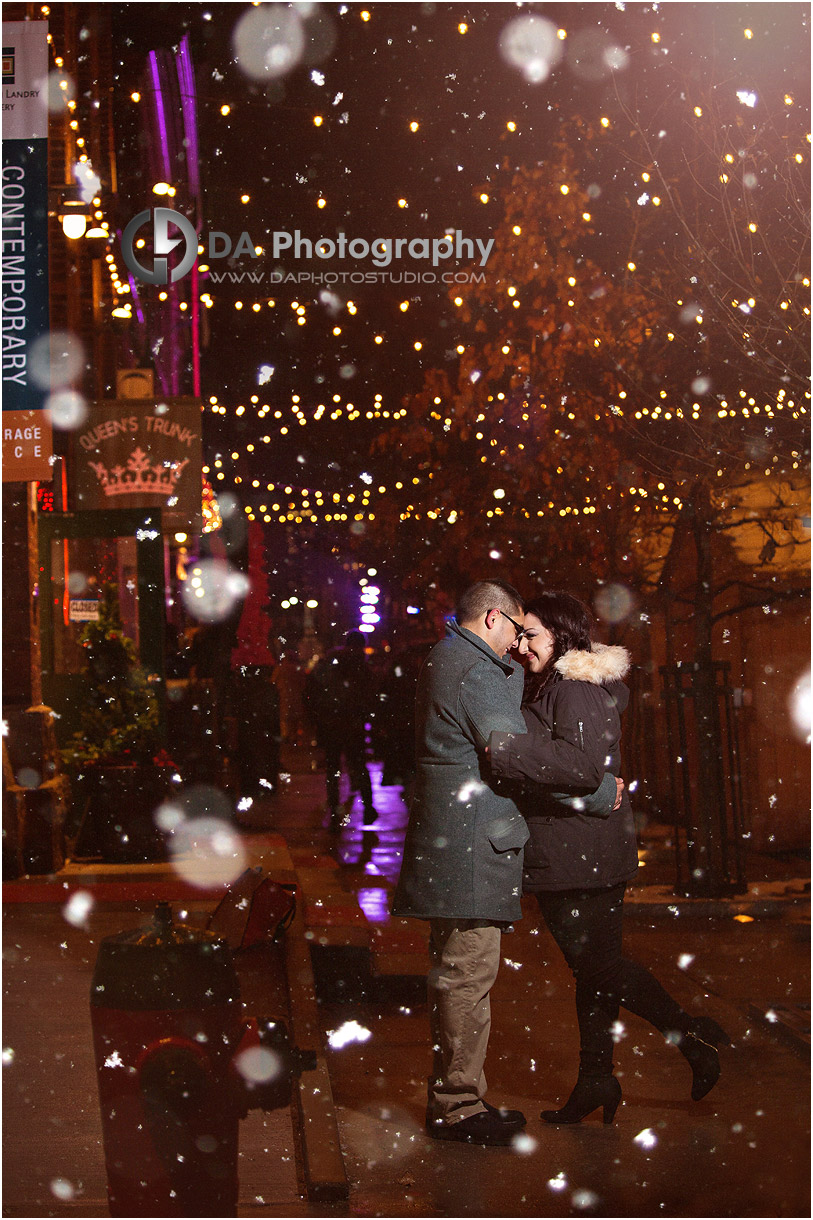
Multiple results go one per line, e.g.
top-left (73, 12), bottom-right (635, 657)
top-left (2, 20), bottom-right (53, 482)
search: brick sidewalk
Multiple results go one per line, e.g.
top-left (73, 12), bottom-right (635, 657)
top-left (3, 747), bottom-right (809, 1217)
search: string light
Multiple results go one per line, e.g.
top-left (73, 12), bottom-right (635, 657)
top-left (191, 31), bottom-right (805, 536)
top-left (45, 35), bottom-right (122, 313)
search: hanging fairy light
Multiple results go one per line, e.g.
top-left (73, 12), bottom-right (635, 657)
top-left (202, 477), bottom-right (222, 532)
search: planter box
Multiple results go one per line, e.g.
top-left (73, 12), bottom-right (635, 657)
top-left (71, 763), bottom-right (177, 864)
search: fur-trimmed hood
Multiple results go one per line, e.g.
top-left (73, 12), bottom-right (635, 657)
top-left (554, 643), bottom-right (630, 685)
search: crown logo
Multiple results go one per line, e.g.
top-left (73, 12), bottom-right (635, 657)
top-left (88, 447), bottom-right (189, 499)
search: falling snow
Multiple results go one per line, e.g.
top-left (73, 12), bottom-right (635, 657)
top-left (326, 1020), bottom-right (372, 1049)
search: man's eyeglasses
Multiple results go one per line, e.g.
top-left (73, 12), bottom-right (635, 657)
top-left (497, 608), bottom-right (526, 641)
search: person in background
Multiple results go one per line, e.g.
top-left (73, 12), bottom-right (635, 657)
top-left (271, 651), bottom-right (306, 745)
top-left (488, 591), bottom-right (731, 1126)
top-left (230, 662), bottom-right (280, 800)
top-left (392, 580), bottom-right (619, 1147)
top-left (374, 641), bottom-right (428, 803)
top-left (310, 630), bottom-right (377, 829)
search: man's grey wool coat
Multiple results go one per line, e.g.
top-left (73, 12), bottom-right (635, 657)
top-left (391, 617), bottom-right (531, 922)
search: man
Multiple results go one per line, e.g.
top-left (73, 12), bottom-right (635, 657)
top-left (393, 579), bottom-right (618, 1146)
top-left (310, 630), bottom-right (377, 828)
top-left (392, 580), bottom-right (532, 1145)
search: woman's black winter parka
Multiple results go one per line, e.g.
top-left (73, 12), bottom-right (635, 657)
top-left (488, 644), bottom-right (639, 893)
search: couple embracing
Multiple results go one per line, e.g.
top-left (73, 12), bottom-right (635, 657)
top-left (392, 580), bottom-right (729, 1146)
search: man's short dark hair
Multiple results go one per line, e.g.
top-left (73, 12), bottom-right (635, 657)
top-left (457, 580), bottom-right (524, 626)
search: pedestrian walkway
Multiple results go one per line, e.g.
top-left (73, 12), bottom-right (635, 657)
top-left (2, 821), bottom-right (342, 1216)
top-left (3, 743), bottom-right (810, 1217)
top-left (261, 745), bottom-right (810, 1050)
top-left (249, 746), bottom-right (812, 1218)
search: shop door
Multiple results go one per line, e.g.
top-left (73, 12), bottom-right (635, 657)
top-left (37, 509), bottom-right (165, 742)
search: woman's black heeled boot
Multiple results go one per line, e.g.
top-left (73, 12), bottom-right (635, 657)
top-left (678, 1033), bottom-right (721, 1100)
top-left (541, 1073), bottom-right (622, 1125)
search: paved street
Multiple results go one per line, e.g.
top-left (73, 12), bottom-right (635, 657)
top-left (315, 913), bottom-right (811, 1219)
top-left (253, 746), bottom-right (811, 1219)
top-left (3, 744), bottom-right (810, 1218)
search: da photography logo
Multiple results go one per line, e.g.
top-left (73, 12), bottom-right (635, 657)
top-left (122, 206), bottom-right (494, 285)
top-left (122, 207), bottom-right (197, 286)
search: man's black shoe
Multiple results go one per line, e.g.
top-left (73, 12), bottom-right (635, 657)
top-left (482, 1100), bottom-right (526, 1127)
top-left (427, 1108), bottom-right (527, 1146)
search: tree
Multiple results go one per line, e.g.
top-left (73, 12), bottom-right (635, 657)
top-left (600, 64), bottom-right (811, 894)
top-left (371, 125), bottom-right (664, 602)
top-left (61, 584), bottom-right (160, 768)
top-left (372, 96), bottom-right (809, 893)
top-left (605, 57), bottom-right (810, 623)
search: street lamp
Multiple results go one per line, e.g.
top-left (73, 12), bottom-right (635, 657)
top-left (60, 211), bottom-right (87, 239)
top-left (50, 186), bottom-right (95, 239)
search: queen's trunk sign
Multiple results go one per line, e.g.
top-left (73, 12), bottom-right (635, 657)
top-left (70, 398), bottom-right (203, 533)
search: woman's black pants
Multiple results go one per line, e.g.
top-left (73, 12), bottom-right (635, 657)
top-left (536, 882), bottom-right (691, 1076)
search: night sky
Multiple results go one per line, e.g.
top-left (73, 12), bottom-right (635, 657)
top-left (106, 2), bottom-right (809, 585)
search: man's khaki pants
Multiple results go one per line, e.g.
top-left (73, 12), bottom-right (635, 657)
top-left (427, 919), bottom-right (502, 1124)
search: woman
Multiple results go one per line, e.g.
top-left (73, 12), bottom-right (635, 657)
top-left (488, 591), bottom-right (730, 1125)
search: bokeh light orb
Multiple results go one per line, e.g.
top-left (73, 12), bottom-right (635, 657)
top-left (789, 670), bottom-right (811, 741)
top-left (67, 570), bottom-right (89, 595)
top-left (29, 331), bottom-right (84, 391)
top-left (567, 29), bottom-right (629, 81)
top-left (594, 583), bottom-right (636, 625)
top-left (234, 1046), bottom-right (283, 1084)
top-left (46, 389), bottom-right (88, 430)
top-left (232, 5), bottom-right (305, 81)
top-left (168, 815), bottom-right (247, 889)
top-left (499, 15), bottom-right (563, 84)
top-left (47, 70), bottom-right (76, 112)
top-left (181, 558), bottom-right (249, 622)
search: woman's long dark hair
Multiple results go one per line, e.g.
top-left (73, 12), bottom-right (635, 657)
top-left (523, 590), bottom-right (594, 703)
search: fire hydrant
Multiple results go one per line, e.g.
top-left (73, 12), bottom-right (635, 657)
top-left (90, 902), bottom-right (314, 1217)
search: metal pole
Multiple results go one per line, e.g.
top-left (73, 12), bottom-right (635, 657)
top-left (27, 481), bottom-right (43, 706)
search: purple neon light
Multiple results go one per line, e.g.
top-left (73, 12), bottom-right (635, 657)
top-left (127, 269), bottom-right (146, 326)
top-left (177, 36), bottom-right (200, 198)
top-left (149, 51), bottom-right (171, 182)
top-left (115, 229), bottom-right (146, 325)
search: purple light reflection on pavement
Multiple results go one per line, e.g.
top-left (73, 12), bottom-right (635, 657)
top-left (356, 888), bottom-right (391, 923)
top-left (330, 762), bottom-right (409, 889)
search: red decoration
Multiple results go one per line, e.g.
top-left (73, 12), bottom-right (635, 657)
top-left (36, 483), bottom-right (54, 512)
top-left (231, 521), bottom-right (276, 668)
